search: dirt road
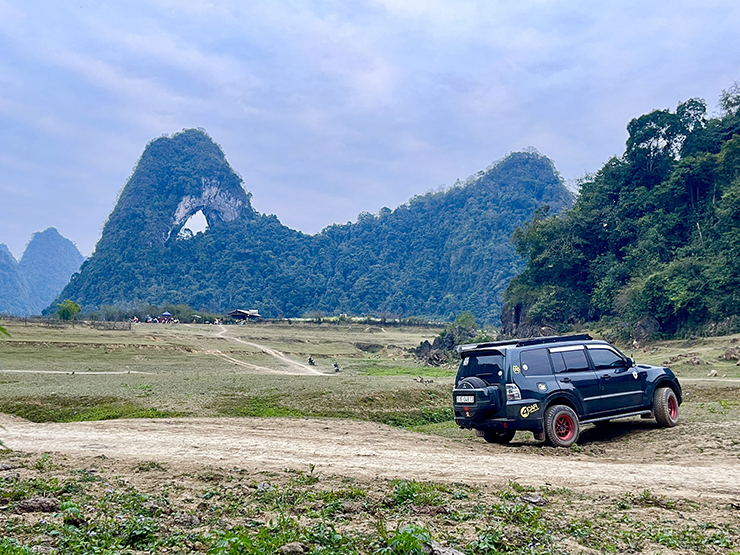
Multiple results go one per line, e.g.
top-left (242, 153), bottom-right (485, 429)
top-left (202, 325), bottom-right (324, 375)
top-left (1, 414), bottom-right (737, 502)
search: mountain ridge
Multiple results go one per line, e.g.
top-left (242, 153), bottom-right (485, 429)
top-left (0, 228), bottom-right (84, 316)
top-left (54, 129), bottom-right (572, 322)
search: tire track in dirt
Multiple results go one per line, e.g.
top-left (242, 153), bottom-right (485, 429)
top-left (1, 415), bottom-right (737, 502)
top-left (214, 325), bottom-right (324, 375)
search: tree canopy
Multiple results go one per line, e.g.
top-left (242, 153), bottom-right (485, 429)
top-left (503, 87), bottom-right (740, 338)
top-left (57, 299), bottom-right (81, 321)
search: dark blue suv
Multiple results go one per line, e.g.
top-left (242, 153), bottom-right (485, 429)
top-left (452, 334), bottom-right (682, 447)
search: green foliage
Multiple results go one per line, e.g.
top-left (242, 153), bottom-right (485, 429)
top-left (54, 130), bottom-right (573, 324)
top-left (411, 311), bottom-right (491, 365)
top-left (437, 312), bottom-right (480, 349)
top-left (505, 89), bottom-right (740, 337)
top-left (0, 395), bottom-right (182, 423)
top-left (374, 523), bottom-right (431, 555)
top-left (390, 480), bottom-right (445, 506)
top-left (56, 299), bottom-right (80, 321)
top-left (1, 453), bottom-right (735, 555)
top-left (0, 538), bottom-right (34, 555)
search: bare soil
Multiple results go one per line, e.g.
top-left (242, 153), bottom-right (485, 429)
top-left (2, 413), bottom-right (739, 503)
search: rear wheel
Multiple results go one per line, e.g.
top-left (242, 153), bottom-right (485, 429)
top-left (654, 387), bottom-right (679, 427)
top-left (544, 405), bottom-right (580, 447)
top-left (483, 430), bottom-right (516, 444)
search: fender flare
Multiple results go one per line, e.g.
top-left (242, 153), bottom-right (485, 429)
top-left (649, 377), bottom-right (682, 405)
top-left (543, 391), bottom-right (584, 417)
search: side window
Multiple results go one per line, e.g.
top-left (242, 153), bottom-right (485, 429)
top-left (550, 352), bottom-right (566, 373)
top-left (520, 348), bottom-right (553, 376)
top-left (588, 348), bottom-right (626, 370)
top-left (562, 350), bottom-right (590, 372)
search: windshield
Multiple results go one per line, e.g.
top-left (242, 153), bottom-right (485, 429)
top-left (457, 352), bottom-right (506, 385)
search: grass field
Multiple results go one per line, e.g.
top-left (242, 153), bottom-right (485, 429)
top-left (2, 320), bottom-right (740, 554)
top-left (0, 320), bottom-right (739, 431)
top-left (0, 320), bottom-right (458, 430)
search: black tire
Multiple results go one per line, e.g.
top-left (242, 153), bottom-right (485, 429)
top-left (457, 376), bottom-right (487, 389)
top-left (654, 387), bottom-right (679, 427)
top-left (544, 405), bottom-right (580, 448)
top-left (483, 430), bottom-right (516, 444)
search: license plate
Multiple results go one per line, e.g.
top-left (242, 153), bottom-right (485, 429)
top-left (456, 395), bottom-right (475, 404)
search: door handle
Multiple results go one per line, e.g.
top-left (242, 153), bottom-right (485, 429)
top-left (601, 374), bottom-right (611, 380)
top-left (560, 377), bottom-right (572, 383)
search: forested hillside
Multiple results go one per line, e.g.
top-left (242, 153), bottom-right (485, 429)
top-left (19, 228), bottom-right (86, 314)
top-left (0, 228), bottom-right (84, 315)
top-left (0, 244), bottom-right (31, 315)
top-left (503, 87), bottom-right (740, 337)
top-left (55, 129), bottom-right (572, 322)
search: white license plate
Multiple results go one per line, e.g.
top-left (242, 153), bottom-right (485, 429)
top-left (456, 395), bottom-right (475, 404)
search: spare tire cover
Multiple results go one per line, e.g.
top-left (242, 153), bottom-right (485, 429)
top-left (458, 376), bottom-right (488, 389)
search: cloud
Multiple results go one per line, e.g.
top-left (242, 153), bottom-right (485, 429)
top-left (1, 0), bottom-right (740, 256)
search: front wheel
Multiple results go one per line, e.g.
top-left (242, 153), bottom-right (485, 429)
top-left (483, 430), bottom-right (516, 444)
top-left (544, 405), bottom-right (580, 447)
top-left (654, 387), bottom-right (679, 427)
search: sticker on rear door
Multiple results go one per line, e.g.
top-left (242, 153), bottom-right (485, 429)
top-left (520, 403), bottom-right (540, 418)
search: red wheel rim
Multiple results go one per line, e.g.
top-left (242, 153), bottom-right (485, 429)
top-left (668, 394), bottom-right (678, 420)
top-left (554, 413), bottom-right (575, 441)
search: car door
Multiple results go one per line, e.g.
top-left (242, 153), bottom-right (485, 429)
top-left (549, 345), bottom-right (602, 415)
top-left (587, 346), bottom-right (644, 412)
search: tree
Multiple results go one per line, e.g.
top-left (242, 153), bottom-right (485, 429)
top-left (502, 90), bottom-right (740, 337)
top-left (57, 299), bottom-right (81, 321)
top-left (720, 80), bottom-right (740, 116)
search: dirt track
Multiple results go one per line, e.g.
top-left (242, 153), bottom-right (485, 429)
top-left (2, 414), bottom-right (738, 502)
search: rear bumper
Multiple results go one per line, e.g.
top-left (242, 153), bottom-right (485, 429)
top-left (453, 388), bottom-right (543, 432)
top-left (455, 414), bottom-right (544, 432)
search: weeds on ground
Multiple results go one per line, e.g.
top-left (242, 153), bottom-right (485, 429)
top-left (0, 453), bottom-right (737, 554)
top-left (0, 395), bottom-right (183, 423)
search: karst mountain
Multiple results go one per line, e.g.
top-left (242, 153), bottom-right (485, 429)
top-left (54, 129), bottom-right (572, 322)
top-left (0, 228), bottom-right (84, 315)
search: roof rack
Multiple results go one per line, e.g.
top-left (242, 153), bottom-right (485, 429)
top-left (457, 334), bottom-right (593, 353)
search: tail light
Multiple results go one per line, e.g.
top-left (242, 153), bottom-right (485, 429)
top-left (506, 383), bottom-right (522, 401)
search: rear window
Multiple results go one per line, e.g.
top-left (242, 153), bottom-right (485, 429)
top-left (519, 348), bottom-right (553, 376)
top-left (458, 353), bottom-right (505, 384)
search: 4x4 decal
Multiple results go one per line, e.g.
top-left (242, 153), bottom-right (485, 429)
top-left (520, 403), bottom-right (540, 418)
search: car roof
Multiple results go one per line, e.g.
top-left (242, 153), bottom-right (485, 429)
top-left (457, 334), bottom-right (600, 355)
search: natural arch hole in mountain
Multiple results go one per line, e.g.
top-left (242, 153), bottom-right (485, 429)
top-left (177, 210), bottom-right (208, 239)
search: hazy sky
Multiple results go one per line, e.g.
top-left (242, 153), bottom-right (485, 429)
top-left (1, 0), bottom-right (738, 258)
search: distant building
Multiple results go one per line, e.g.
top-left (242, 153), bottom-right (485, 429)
top-left (228, 309), bottom-right (261, 320)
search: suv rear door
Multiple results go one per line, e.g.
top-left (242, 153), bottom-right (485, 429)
top-left (549, 345), bottom-right (602, 415)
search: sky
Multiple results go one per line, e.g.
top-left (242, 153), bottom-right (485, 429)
top-left (1, 0), bottom-right (739, 258)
